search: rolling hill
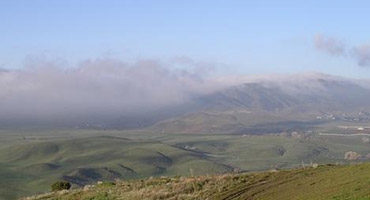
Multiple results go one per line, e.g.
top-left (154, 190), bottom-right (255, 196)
top-left (2, 129), bottom-right (370, 199)
top-left (0, 135), bottom-right (232, 199)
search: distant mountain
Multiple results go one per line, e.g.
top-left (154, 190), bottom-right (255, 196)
top-left (196, 83), bottom-right (299, 112)
top-left (153, 73), bottom-right (370, 133)
top-left (4, 72), bottom-right (369, 131)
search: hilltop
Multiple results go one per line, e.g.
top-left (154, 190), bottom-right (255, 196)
top-left (23, 163), bottom-right (370, 200)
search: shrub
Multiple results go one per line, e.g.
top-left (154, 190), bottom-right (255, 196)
top-left (51, 181), bottom-right (71, 191)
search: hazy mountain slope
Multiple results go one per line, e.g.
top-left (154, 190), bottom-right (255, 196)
top-left (153, 73), bottom-right (370, 134)
top-left (23, 163), bottom-right (370, 200)
top-left (196, 83), bottom-right (300, 112)
top-left (2, 73), bottom-right (369, 131)
top-left (198, 73), bottom-right (370, 112)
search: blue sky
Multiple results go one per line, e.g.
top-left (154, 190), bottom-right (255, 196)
top-left (1, 0), bottom-right (370, 78)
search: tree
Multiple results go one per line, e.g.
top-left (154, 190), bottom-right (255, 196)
top-left (51, 181), bottom-right (71, 191)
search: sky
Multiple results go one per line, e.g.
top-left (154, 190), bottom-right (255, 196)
top-left (1, 0), bottom-right (370, 78)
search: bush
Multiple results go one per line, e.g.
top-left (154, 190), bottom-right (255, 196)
top-left (51, 181), bottom-right (71, 191)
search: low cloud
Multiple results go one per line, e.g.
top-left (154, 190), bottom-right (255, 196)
top-left (314, 34), bottom-right (370, 67)
top-left (314, 34), bottom-right (346, 56)
top-left (0, 57), bottom-right (226, 127)
top-left (353, 45), bottom-right (370, 67)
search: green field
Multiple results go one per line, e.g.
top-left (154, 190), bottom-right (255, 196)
top-left (0, 126), bottom-right (370, 199)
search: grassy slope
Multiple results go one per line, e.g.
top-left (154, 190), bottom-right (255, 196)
top-left (23, 163), bottom-right (370, 200)
top-left (1, 129), bottom-right (370, 199)
top-left (0, 135), bottom-right (231, 199)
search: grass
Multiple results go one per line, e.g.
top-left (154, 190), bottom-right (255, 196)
top-left (22, 163), bottom-right (370, 200)
top-left (0, 133), bottom-right (231, 199)
top-left (1, 126), bottom-right (370, 199)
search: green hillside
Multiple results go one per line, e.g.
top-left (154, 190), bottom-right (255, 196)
top-left (0, 135), bottom-right (231, 199)
top-left (1, 128), bottom-right (370, 199)
top-left (22, 163), bottom-right (370, 200)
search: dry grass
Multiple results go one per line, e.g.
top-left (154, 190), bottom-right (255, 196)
top-left (21, 163), bottom-right (370, 200)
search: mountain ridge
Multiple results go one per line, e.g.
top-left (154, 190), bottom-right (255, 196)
top-left (153, 73), bottom-right (370, 133)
